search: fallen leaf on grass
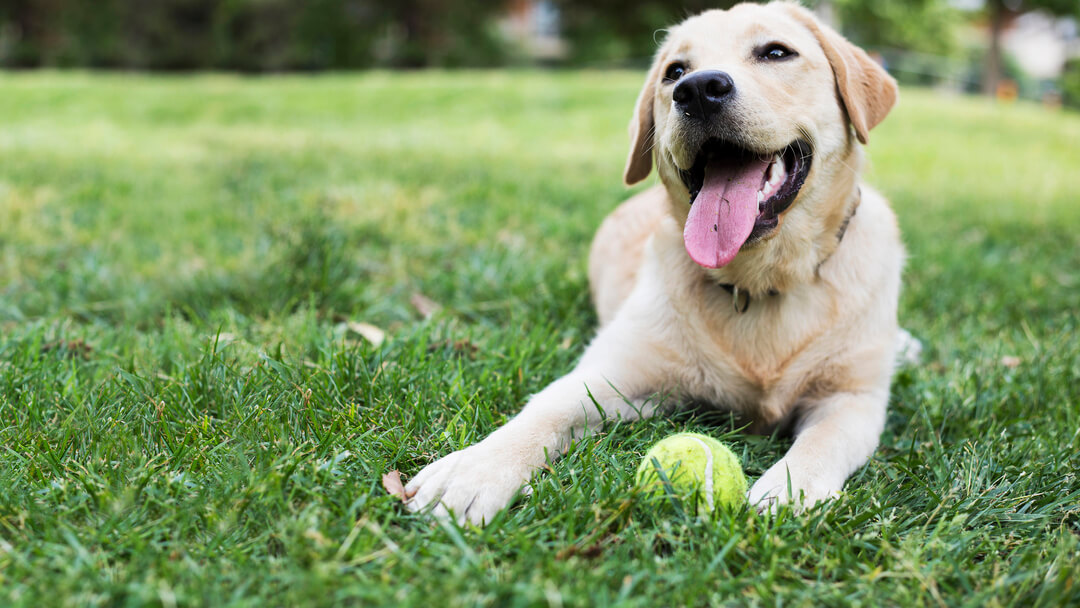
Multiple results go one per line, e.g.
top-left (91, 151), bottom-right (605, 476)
top-left (346, 322), bottom-right (386, 346)
top-left (556, 535), bottom-right (621, 561)
top-left (381, 470), bottom-right (414, 502)
top-left (426, 339), bottom-right (479, 358)
top-left (410, 292), bottom-right (442, 319)
top-left (40, 339), bottom-right (94, 359)
top-left (556, 541), bottom-right (605, 561)
top-left (1001, 356), bottom-right (1021, 369)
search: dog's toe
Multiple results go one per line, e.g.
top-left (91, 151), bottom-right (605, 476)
top-left (748, 458), bottom-right (842, 513)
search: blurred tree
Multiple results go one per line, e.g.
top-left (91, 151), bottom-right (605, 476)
top-left (553, 0), bottom-right (960, 65)
top-left (2, 0), bottom-right (1026, 73)
top-left (0, 0), bottom-right (507, 69)
top-left (982, 0), bottom-right (1080, 95)
top-left (376, 0), bottom-right (508, 67)
top-left (1062, 58), bottom-right (1080, 107)
top-left (833, 0), bottom-right (959, 55)
top-left (553, 0), bottom-right (739, 64)
top-left (0, 0), bottom-right (63, 66)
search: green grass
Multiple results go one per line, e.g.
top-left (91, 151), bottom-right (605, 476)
top-left (0, 70), bottom-right (1078, 606)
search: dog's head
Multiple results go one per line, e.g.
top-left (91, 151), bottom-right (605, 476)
top-left (624, 2), bottom-right (897, 272)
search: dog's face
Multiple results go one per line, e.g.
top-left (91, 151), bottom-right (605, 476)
top-left (624, 3), bottom-right (897, 270)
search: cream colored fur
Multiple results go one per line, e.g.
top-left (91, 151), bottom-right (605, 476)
top-left (406, 2), bottom-right (908, 524)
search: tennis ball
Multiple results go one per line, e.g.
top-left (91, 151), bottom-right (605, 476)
top-left (635, 432), bottom-right (747, 514)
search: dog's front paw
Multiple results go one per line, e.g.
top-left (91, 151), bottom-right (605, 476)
top-left (405, 440), bottom-right (533, 526)
top-left (748, 458), bottom-right (841, 513)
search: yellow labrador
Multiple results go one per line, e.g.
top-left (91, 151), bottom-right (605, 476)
top-left (407, 1), bottom-right (909, 524)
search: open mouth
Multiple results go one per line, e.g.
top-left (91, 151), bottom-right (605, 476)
top-left (677, 139), bottom-right (813, 268)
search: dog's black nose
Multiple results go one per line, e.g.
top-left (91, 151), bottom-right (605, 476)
top-left (673, 70), bottom-right (736, 120)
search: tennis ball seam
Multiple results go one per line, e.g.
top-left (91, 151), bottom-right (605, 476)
top-left (686, 435), bottom-right (714, 512)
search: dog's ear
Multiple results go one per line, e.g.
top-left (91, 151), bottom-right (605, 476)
top-left (782, 4), bottom-right (897, 144)
top-left (624, 55), bottom-right (664, 185)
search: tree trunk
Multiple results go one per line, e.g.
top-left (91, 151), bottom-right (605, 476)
top-left (983, 0), bottom-right (1005, 96)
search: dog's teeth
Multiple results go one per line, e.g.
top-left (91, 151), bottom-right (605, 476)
top-left (757, 190), bottom-right (765, 204)
top-left (770, 156), bottom-right (785, 186)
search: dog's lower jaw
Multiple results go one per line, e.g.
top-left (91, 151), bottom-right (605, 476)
top-left (664, 164), bottom-right (863, 297)
top-left (689, 216), bottom-right (819, 297)
top-left (703, 195), bottom-right (857, 296)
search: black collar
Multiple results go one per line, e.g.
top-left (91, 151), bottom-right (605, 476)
top-left (719, 189), bottom-right (861, 313)
top-left (717, 283), bottom-right (776, 313)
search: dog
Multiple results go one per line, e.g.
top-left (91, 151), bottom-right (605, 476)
top-left (406, 1), bottom-right (907, 525)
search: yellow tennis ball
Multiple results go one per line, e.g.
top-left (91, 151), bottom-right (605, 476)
top-left (635, 432), bottom-right (747, 514)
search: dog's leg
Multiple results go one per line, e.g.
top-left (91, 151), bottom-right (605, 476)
top-left (405, 320), bottom-right (667, 525)
top-left (748, 390), bottom-right (887, 510)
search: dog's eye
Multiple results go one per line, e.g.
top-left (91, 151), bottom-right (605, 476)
top-left (663, 62), bottom-right (687, 83)
top-left (758, 43), bottom-right (797, 61)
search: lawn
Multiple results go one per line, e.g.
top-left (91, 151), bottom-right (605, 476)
top-left (0, 70), bottom-right (1078, 606)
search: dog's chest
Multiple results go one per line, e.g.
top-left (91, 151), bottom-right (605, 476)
top-left (675, 285), bottom-right (836, 418)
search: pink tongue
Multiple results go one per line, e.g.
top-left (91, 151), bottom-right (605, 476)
top-left (683, 157), bottom-right (770, 268)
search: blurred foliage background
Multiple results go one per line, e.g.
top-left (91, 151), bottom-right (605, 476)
top-left (0, 0), bottom-right (509, 69)
top-left (0, 0), bottom-right (1078, 106)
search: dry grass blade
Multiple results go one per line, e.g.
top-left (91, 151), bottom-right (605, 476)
top-left (346, 322), bottom-right (386, 346)
top-left (410, 293), bottom-right (442, 319)
top-left (1000, 355), bottom-right (1021, 369)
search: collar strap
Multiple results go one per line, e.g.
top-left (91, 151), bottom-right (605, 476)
top-left (815, 187), bottom-right (861, 277)
top-left (718, 283), bottom-right (778, 313)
